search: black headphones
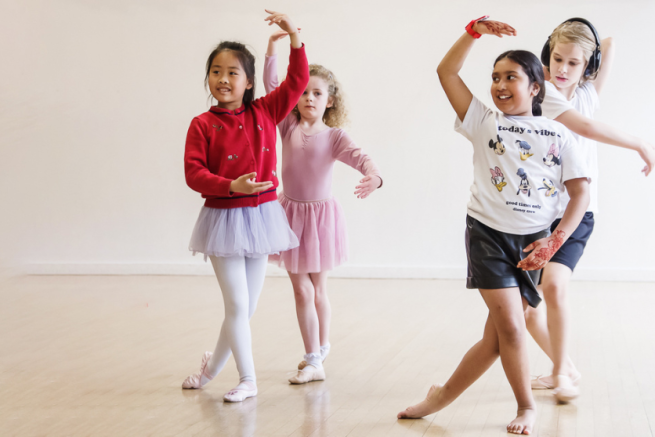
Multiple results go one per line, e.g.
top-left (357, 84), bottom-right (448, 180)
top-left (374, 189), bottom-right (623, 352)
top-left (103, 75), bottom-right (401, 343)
top-left (540, 17), bottom-right (602, 78)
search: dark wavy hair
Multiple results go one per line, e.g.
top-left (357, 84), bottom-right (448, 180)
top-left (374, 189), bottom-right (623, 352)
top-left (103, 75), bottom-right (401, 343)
top-left (494, 50), bottom-right (545, 116)
top-left (205, 41), bottom-right (256, 106)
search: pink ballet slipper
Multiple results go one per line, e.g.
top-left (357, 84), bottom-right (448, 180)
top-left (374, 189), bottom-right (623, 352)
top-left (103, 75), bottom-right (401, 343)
top-left (223, 382), bottom-right (258, 402)
top-left (181, 351), bottom-right (213, 389)
top-left (531, 374), bottom-right (555, 389)
top-left (531, 373), bottom-right (581, 390)
top-left (553, 374), bottom-right (580, 403)
top-left (289, 365), bottom-right (326, 384)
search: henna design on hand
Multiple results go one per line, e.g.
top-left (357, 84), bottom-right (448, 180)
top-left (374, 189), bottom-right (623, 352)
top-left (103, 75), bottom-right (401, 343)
top-left (517, 230), bottom-right (565, 271)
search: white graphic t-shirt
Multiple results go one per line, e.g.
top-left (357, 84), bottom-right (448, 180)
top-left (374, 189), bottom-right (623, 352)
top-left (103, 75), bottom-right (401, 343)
top-left (455, 96), bottom-right (590, 235)
top-left (541, 81), bottom-right (599, 217)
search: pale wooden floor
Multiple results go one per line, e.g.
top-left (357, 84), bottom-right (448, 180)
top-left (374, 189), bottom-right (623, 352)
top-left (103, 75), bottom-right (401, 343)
top-left (0, 276), bottom-right (654, 437)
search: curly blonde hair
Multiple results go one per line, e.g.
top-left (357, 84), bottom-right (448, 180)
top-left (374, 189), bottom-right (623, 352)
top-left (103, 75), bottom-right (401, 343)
top-left (548, 21), bottom-right (598, 84)
top-left (292, 64), bottom-right (348, 128)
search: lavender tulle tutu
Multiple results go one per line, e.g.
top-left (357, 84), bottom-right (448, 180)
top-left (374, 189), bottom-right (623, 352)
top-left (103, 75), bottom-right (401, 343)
top-left (269, 192), bottom-right (348, 274)
top-left (189, 201), bottom-right (299, 260)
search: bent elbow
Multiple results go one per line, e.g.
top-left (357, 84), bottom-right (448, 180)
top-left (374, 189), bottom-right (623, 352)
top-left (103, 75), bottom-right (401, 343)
top-left (436, 64), bottom-right (447, 81)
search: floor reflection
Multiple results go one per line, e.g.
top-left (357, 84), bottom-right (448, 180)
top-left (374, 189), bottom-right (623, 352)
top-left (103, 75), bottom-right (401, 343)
top-left (184, 388), bottom-right (258, 436)
top-left (297, 383), bottom-right (330, 436)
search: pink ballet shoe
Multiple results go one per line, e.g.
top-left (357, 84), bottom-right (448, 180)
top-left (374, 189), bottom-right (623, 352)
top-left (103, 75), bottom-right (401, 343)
top-left (531, 373), bottom-right (581, 390)
top-left (223, 383), bottom-right (258, 402)
top-left (553, 375), bottom-right (580, 403)
top-left (181, 351), bottom-right (213, 389)
top-left (289, 365), bottom-right (326, 384)
top-left (531, 374), bottom-right (555, 389)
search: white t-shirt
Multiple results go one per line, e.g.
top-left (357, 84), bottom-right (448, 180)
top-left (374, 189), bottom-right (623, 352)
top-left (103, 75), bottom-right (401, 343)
top-left (455, 96), bottom-right (590, 235)
top-left (541, 81), bottom-right (599, 217)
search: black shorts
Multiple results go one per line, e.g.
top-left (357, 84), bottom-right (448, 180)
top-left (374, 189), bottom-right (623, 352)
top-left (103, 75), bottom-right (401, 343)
top-left (465, 215), bottom-right (550, 308)
top-left (545, 212), bottom-right (595, 272)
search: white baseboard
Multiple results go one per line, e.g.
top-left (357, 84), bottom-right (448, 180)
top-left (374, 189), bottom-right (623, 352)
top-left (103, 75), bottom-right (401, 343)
top-left (23, 262), bottom-right (465, 278)
top-left (570, 267), bottom-right (655, 282)
top-left (21, 262), bottom-right (655, 282)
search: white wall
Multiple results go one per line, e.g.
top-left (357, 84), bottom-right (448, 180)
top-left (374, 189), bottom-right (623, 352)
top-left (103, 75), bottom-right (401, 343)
top-left (1, 0), bottom-right (653, 280)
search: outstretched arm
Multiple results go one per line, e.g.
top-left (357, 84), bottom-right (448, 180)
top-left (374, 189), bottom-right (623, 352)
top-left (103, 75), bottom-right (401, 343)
top-left (591, 37), bottom-right (614, 95)
top-left (332, 131), bottom-right (382, 199)
top-left (437, 18), bottom-right (516, 121)
top-left (555, 108), bottom-right (654, 175)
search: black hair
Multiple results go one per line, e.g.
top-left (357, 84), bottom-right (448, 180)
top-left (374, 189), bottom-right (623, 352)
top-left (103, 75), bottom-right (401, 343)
top-left (494, 50), bottom-right (545, 116)
top-left (205, 41), bottom-right (256, 107)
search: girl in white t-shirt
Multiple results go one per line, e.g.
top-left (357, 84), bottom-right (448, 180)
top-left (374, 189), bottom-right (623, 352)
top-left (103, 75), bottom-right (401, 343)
top-left (524, 19), bottom-right (655, 403)
top-left (397, 17), bottom-right (590, 435)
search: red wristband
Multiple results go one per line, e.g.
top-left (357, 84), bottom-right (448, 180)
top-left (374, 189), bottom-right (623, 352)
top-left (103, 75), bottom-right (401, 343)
top-left (465, 15), bottom-right (489, 39)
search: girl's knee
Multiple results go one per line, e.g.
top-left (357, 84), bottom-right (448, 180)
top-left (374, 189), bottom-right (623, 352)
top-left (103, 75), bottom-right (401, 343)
top-left (496, 319), bottom-right (526, 345)
top-left (224, 300), bottom-right (250, 321)
top-left (293, 284), bottom-right (315, 305)
top-left (542, 281), bottom-right (568, 307)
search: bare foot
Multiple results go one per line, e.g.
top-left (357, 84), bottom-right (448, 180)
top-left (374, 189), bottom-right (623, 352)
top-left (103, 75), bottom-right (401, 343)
top-left (397, 384), bottom-right (445, 419)
top-left (507, 407), bottom-right (536, 435)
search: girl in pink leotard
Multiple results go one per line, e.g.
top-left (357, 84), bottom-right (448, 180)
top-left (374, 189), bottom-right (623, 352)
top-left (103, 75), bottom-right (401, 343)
top-left (265, 30), bottom-right (383, 384)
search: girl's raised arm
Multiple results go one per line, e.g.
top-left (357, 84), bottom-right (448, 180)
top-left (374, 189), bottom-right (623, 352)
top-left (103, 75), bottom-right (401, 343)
top-left (437, 18), bottom-right (516, 121)
top-left (264, 10), bottom-right (301, 49)
top-left (259, 10), bottom-right (309, 124)
top-left (263, 31), bottom-right (289, 94)
top-left (591, 37), bottom-right (614, 95)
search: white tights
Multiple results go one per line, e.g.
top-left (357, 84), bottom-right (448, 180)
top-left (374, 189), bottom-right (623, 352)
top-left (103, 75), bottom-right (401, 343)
top-left (204, 255), bottom-right (268, 384)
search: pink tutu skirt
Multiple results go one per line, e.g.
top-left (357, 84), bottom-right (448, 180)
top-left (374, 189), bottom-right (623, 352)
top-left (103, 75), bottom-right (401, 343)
top-left (269, 193), bottom-right (348, 274)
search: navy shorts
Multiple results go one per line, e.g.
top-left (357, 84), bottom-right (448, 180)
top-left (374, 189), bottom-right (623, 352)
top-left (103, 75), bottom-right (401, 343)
top-left (545, 212), bottom-right (595, 272)
top-left (465, 215), bottom-right (550, 308)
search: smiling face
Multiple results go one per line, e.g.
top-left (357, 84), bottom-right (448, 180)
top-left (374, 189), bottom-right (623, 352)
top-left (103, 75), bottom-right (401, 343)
top-left (549, 42), bottom-right (587, 92)
top-left (297, 76), bottom-right (333, 121)
top-left (491, 58), bottom-right (540, 117)
top-left (207, 50), bottom-right (253, 110)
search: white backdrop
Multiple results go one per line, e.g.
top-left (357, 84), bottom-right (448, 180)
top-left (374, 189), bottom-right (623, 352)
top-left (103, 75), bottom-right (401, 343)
top-left (1, 0), bottom-right (653, 280)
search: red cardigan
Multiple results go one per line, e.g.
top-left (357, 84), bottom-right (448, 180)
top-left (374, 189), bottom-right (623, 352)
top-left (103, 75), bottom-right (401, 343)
top-left (184, 45), bottom-right (309, 209)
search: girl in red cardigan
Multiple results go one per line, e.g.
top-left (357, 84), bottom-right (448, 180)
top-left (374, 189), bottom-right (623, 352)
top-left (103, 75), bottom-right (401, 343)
top-left (181, 10), bottom-right (309, 403)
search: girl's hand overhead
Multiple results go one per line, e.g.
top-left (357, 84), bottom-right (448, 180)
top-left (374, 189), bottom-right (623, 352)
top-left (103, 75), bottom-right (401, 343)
top-left (269, 28), bottom-right (300, 43)
top-left (270, 30), bottom-right (290, 42)
top-left (474, 20), bottom-right (517, 38)
top-left (264, 10), bottom-right (298, 35)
